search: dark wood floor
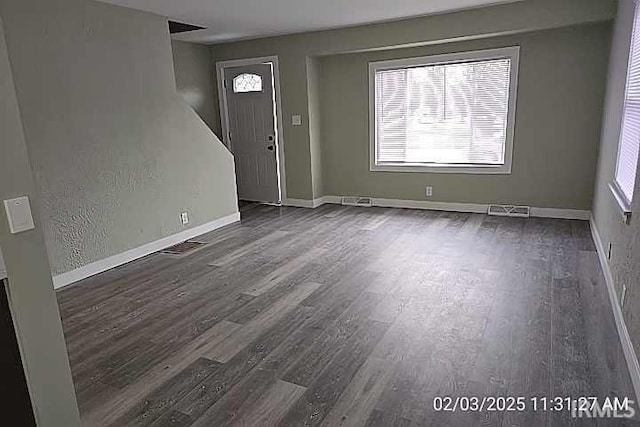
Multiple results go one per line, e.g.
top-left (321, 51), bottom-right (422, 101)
top-left (57, 204), bottom-right (637, 426)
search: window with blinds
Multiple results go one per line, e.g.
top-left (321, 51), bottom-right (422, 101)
top-left (614, 3), bottom-right (640, 207)
top-left (369, 47), bottom-right (519, 173)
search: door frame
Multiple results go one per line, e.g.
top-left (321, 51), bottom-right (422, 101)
top-left (216, 56), bottom-right (287, 204)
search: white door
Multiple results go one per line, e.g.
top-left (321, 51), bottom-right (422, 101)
top-left (224, 63), bottom-right (280, 204)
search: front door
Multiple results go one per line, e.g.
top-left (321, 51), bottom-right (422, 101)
top-left (224, 63), bottom-right (280, 204)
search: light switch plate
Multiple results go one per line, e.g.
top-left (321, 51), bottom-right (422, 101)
top-left (292, 115), bottom-right (302, 126)
top-left (4, 196), bottom-right (35, 234)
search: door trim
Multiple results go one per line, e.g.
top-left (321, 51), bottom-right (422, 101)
top-left (216, 56), bottom-right (286, 203)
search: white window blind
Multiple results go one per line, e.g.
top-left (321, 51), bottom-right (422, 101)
top-left (615, 3), bottom-right (640, 205)
top-left (370, 48), bottom-right (518, 173)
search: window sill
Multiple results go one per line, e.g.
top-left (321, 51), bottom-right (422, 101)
top-left (609, 182), bottom-right (632, 224)
top-left (370, 163), bottom-right (511, 174)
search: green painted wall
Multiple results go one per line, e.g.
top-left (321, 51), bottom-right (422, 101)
top-left (306, 56), bottom-right (324, 199)
top-left (319, 23), bottom-right (611, 209)
top-left (592, 0), bottom-right (640, 356)
top-left (0, 0), bottom-right (238, 276)
top-left (0, 12), bottom-right (81, 426)
top-left (171, 40), bottom-right (221, 137)
top-left (209, 0), bottom-right (616, 201)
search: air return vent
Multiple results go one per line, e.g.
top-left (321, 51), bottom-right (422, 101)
top-left (487, 205), bottom-right (530, 218)
top-left (341, 196), bottom-right (373, 207)
top-left (161, 241), bottom-right (206, 255)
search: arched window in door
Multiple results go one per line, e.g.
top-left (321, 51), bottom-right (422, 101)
top-left (233, 73), bottom-right (263, 93)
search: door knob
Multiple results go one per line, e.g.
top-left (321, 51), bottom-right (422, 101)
top-left (267, 135), bottom-right (275, 142)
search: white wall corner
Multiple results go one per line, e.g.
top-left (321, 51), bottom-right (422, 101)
top-left (590, 216), bottom-right (640, 401)
top-left (313, 195), bottom-right (340, 207)
top-left (52, 212), bottom-right (240, 289)
top-left (282, 198), bottom-right (316, 208)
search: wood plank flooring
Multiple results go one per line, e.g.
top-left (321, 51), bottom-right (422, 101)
top-left (57, 203), bottom-right (638, 426)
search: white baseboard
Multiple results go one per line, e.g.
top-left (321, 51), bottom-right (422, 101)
top-left (313, 195), bottom-right (340, 207)
top-left (290, 195), bottom-right (590, 220)
top-left (52, 212), bottom-right (240, 289)
top-left (283, 197), bottom-right (332, 208)
top-left (282, 198), bottom-right (316, 208)
top-left (530, 207), bottom-right (591, 220)
top-left (370, 197), bottom-right (488, 213)
top-left (590, 216), bottom-right (640, 401)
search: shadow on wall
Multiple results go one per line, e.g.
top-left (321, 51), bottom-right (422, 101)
top-left (172, 39), bottom-right (223, 139)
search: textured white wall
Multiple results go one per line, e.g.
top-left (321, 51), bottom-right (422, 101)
top-left (0, 0), bottom-right (238, 275)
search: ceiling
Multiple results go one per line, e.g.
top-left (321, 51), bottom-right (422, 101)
top-left (98, 0), bottom-right (522, 44)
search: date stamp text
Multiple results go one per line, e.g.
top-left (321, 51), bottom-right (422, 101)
top-left (432, 396), bottom-right (636, 419)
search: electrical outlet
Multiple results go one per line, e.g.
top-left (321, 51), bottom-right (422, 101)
top-left (607, 243), bottom-right (613, 260)
top-left (426, 186), bottom-right (433, 197)
top-left (622, 284), bottom-right (627, 308)
top-left (180, 212), bottom-right (189, 225)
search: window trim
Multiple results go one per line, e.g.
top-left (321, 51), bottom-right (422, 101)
top-left (609, 182), bottom-right (632, 224)
top-left (368, 46), bottom-right (520, 174)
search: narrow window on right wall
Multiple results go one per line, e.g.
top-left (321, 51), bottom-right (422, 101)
top-left (614, 2), bottom-right (640, 209)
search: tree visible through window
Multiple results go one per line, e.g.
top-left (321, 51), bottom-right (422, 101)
top-left (233, 73), bottom-right (263, 93)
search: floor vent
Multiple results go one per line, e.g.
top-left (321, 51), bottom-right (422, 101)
top-left (341, 196), bottom-right (373, 207)
top-left (161, 241), bottom-right (206, 255)
top-left (487, 204), bottom-right (530, 218)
